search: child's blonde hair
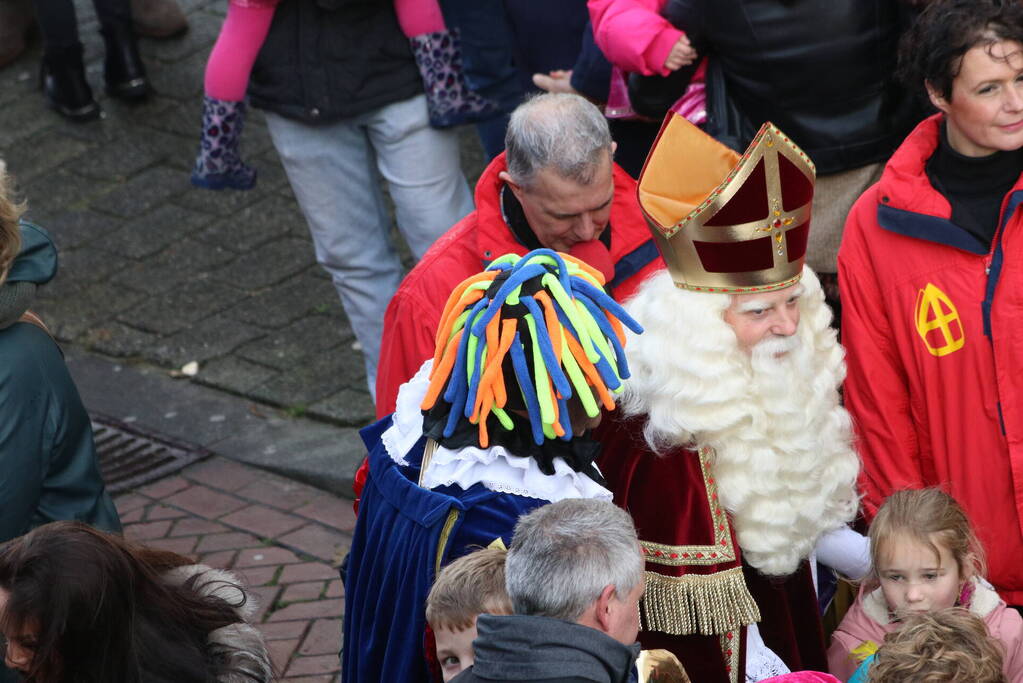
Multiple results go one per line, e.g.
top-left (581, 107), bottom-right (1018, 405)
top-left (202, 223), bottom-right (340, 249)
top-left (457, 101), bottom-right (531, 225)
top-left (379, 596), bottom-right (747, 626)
top-left (426, 547), bottom-right (513, 632)
top-left (0, 166), bottom-right (24, 285)
top-left (869, 488), bottom-right (985, 580)
top-left (868, 608), bottom-right (1006, 682)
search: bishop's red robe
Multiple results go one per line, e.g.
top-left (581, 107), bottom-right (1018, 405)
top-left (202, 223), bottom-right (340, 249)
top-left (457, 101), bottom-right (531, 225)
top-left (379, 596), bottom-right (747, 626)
top-left (596, 414), bottom-right (828, 683)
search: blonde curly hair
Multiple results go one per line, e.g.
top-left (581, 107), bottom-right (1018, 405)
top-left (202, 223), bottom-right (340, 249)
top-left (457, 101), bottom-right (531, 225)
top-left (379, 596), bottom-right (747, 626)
top-left (869, 608), bottom-right (1006, 683)
top-left (0, 164), bottom-right (25, 285)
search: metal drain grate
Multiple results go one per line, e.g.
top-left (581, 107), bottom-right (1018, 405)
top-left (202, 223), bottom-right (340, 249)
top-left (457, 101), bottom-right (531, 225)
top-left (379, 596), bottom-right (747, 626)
top-left (91, 414), bottom-right (212, 494)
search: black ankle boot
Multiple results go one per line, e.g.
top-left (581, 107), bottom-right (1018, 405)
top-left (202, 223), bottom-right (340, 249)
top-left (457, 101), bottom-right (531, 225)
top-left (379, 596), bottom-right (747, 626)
top-left (41, 44), bottom-right (101, 122)
top-left (101, 22), bottom-right (150, 100)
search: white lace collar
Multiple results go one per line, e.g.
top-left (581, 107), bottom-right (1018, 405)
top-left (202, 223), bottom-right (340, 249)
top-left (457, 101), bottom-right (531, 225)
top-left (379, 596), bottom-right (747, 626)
top-left (381, 360), bottom-right (612, 503)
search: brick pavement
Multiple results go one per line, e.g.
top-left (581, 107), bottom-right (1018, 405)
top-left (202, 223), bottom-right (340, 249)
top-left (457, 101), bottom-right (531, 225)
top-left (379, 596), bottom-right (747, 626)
top-left (0, 4), bottom-right (485, 430)
top-left (116, 455), bottom-right (354, 681)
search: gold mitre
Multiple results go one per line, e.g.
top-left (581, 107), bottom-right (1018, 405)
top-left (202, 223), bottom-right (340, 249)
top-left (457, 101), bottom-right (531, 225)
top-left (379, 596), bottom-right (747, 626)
top-left (637, 112), bottom-right (816, 293)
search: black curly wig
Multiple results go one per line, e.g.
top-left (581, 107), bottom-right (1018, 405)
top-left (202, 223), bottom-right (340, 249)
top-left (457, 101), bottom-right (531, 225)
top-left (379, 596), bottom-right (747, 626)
top-left (899, 0), bottom-right (1023, 101)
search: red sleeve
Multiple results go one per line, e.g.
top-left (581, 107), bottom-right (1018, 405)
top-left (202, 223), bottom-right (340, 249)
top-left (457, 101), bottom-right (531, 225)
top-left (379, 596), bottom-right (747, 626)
top-left (839, 190), bottom-right (923, 520)
top-left (375, 286), bottom-right (442, 420)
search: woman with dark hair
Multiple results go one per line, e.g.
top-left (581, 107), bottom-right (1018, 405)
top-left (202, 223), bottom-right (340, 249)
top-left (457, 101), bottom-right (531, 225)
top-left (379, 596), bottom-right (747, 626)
top-left (0, 521), bottom-right (273, 682)
top-left (839, 0), bottom-right (1023, 607)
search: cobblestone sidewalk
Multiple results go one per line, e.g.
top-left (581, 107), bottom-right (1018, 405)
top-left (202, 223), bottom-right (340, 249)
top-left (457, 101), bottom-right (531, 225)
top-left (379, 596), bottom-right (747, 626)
top-left (0, 3), bottom-right (484, 430)
top-left (116, 456), bottom-right (354, 681)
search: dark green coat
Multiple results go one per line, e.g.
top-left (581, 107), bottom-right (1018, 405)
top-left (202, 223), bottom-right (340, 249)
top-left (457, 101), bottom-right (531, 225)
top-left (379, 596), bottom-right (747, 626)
top-left (0, 223), bottom-right (120, 543)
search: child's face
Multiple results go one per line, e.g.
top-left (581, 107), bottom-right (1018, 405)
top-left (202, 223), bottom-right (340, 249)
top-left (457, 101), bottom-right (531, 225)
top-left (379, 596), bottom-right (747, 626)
top-left (435, 619), bottom-right (478, 682)
top-left (878, 533), bottom-right (963, 615)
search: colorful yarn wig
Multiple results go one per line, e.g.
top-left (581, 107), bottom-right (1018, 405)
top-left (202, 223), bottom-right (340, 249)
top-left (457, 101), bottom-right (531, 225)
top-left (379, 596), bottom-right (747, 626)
top-left (420, 249), bottom-right (643, 448)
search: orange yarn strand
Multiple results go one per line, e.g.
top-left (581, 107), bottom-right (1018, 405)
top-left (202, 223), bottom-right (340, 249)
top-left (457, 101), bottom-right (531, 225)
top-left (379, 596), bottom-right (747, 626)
top-left (421, 329), bottom-right (464, 410)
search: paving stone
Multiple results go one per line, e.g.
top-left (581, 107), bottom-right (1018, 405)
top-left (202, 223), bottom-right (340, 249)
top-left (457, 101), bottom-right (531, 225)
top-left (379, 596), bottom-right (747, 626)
top-left (195, 531), bottom-right (263, 553)
top-left (145, 50), bottom-right (208, 101)
top-left (38, 283), bottom-right (145, 342)
top-left (118, 277), bottom-right (245, 335)
top-left (195, 196), bottom-right (302, 253)
top-left (238, 565), bottom-right (279, 587)
top-left (26, 209), bottom-right (121, 250)
top-left (282, 676), bottom-right (335, 683)
top-left (269, 599), bottom-right (344, 622)
top-left (124, 520), bottom-right (173, 541)
top-left (281, 582), bottom-right (324, 604)
top-left (278, 524), bottom-right (350, 564)
top-left (90, 166), bottom-right (190, 218)
top-left (120, 507), bottom-right (145, 523)
top-left (137, 476), bottom-right (191, 499)
top-left (247, 349), bottom-right (365, 407)
top-left (308, 388), bottom-right (375, 428)
top-left (139, 16), bottom-right (222, 64)
top-left (147, 504), bottom-right (189, 520)
top-left (294, 495), bottom-right (357, 534)
top-left (44, 246), bottom-right (131, 292)
top-left (164, 485), bottom-right (248, 518)
top-left (236, 475), bottom-right (322, 511)
top-left (172, 517), bottom-right (230, 537)
top-left (236, 316), bottom-right (352, 371)
top-left (211, 237), bottom-right (316, 290)
top-left (114, 493), bottom-right (150, 514)
top-left (2, 131), bottom-right (94, 184)
top-left (102, 204), bottom-right (214, 259)
top-left (224, 272), bottom-right (341, 329)
top-left (285, 654), bottom-right (341, 677)
top-left (148, 535), bottom-right (199, 555)
top-left (200, 550), bottom-right (237, 569)
top-left (279, 563), bottom-right (339, 585)
top-left (171, 172), bottom-right (266, 216)
top-left (298, 619), bottom-right (341, 656)
top-left (195, 355), bottom-right (278, 395)
top-left (222, 505), bottom-right (306, 539)
top-left (236, 546), bottom-right (301, 568)
top-left (78, 321), bottom-right (163, 358)
top-left (109, 238), bottom-right (236, 295)
top-left (324, 580), bottom-right (342, 599)
top-left (0, 94), bottom-right (59, 149)
top-left (150, 315), bottom-right (266, 366)
top-left (258, 621), bottom-right (308, 641)
top-left (182, 457), bottom-right (262, 492)
top-left (249, 584), bottom-right (281, 623)
top-left (268, 638), bottom-right (301, 673)
top-left (70, 135), bottom-right (163, 182)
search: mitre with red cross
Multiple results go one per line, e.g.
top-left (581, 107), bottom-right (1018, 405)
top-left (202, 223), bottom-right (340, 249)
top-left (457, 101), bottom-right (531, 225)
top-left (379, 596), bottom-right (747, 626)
top-left (637, 112), bottom-right (816, 293)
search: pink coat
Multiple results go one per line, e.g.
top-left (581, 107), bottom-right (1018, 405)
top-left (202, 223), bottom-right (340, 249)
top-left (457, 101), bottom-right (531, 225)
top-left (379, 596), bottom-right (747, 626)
top-left (828, 579), bottom-right (1023, 682)
top-left (587, 0), bottom-right (684, 76)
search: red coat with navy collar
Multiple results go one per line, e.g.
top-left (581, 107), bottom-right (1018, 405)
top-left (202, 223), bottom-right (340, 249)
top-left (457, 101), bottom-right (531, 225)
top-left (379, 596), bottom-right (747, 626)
top-left (839, 113), bottom-right (1023, 604)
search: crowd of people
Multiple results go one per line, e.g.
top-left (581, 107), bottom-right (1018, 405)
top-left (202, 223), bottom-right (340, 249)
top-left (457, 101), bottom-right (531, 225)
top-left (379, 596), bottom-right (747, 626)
top-left (3, 0), bottom-right (1023, 681)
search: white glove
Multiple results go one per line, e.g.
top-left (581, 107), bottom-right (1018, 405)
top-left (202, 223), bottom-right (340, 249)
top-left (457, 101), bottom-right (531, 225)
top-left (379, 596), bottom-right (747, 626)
top-left (815, 525), bottom-right (872, 580)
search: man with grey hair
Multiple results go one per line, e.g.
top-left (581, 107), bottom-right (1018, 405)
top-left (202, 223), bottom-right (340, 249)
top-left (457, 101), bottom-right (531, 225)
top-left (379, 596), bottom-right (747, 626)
top-left (452, 498), bottom-right (645, 683)
top-left (370, 92), bottom-right (663, 427)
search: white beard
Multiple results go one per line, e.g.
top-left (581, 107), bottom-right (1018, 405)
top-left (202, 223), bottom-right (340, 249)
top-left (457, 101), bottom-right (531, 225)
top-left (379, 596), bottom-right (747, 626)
top-left (619, 267), bottom-right (860, 576)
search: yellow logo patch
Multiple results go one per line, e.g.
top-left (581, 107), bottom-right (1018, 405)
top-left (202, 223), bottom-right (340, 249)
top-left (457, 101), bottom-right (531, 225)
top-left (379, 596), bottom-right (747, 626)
top-left (915, 283), bottom-right (965, 357)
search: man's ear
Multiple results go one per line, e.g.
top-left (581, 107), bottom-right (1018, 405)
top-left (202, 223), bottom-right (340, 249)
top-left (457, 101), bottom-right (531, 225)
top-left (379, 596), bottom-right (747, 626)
top-left (925, 80), bottom-right (950, 115)
top-left (593, 584), bottom-right (617, 634)
top-left (499, 171), bottom-right (527, 203)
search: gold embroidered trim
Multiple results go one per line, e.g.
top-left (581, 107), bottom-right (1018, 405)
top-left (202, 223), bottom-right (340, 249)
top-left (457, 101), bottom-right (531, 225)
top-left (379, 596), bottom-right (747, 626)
top-left (641, 566), bottom-right (760, 636)
top-left (640, 447), bottom-right (736, 567)
top-left (434, 508), bottom-right (461, 576)
top-left (719, 631), bottom-right (740, 683)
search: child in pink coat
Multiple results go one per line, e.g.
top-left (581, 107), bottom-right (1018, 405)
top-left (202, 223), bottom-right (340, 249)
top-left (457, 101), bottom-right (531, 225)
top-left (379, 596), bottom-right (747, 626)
top-left (588, 0), bottom-right (695, 77)
top-left (191, 0), bottom-right (486, 191)
top-left (828, 489), bottom-right (1023, 682)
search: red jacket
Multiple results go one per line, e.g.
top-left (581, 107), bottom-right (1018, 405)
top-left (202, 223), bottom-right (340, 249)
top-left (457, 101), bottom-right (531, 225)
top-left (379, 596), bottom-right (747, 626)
top-left (374, 153), bottom-right (664, 418)
top-left (839, 114), bottom-right (1023, 603)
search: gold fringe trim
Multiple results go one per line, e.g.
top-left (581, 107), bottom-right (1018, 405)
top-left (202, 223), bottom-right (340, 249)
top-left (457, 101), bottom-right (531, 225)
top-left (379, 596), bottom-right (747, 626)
top-left (641, 567), bottom-right (760, 636)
